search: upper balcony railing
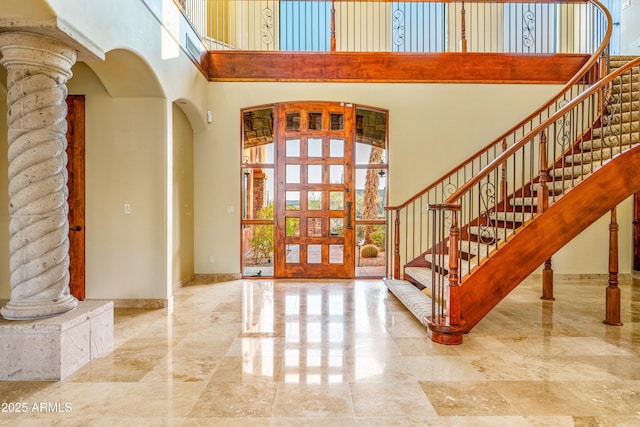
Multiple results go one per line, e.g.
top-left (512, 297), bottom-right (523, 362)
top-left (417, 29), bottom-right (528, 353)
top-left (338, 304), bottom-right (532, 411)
top-left (178, 0), bottom-right (606, 54)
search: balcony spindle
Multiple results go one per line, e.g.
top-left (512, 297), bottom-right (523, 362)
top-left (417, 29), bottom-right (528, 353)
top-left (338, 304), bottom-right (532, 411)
top-left (460, 2), bottom-right (467, 53)
top-left (331, 0), bottom-right (336, 52)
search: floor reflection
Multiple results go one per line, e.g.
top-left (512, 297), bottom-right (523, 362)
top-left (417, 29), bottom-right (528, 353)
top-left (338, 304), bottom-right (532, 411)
top-left (240, 280), bottom-right (390, 384)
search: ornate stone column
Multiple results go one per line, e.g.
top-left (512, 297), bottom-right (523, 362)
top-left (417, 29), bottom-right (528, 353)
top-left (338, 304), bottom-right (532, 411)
top-left (0, 32), bottom-right (77, 320)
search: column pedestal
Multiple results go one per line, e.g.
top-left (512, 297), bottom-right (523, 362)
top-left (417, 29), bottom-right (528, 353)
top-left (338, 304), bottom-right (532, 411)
top-left (0, 301), bottom-right (114, 380)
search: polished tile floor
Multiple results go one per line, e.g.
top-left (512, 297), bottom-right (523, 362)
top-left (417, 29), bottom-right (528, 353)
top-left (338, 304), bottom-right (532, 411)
top-left (1, 275), bottom-right (639, 426)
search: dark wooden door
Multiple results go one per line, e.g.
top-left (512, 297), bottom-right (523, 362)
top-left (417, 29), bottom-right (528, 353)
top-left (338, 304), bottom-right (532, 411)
top-left (66, 95), bottom-right (86, 300)
top-left (275, 102), bottom-right (355, 278)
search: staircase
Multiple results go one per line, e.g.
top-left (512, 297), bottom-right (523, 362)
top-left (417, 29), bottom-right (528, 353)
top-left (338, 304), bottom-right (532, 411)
top-left (385, 55), bottom-right (640, 344)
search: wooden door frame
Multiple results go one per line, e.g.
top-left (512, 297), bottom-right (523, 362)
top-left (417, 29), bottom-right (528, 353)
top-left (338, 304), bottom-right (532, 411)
top-left (66, 95), bottom-right (86, 300)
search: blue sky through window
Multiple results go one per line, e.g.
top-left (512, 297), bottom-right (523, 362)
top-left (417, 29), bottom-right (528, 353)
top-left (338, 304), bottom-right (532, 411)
top-left (392, 2), bottom-right (445, 52)
top-left (280, 1), bottom-right (331, 51)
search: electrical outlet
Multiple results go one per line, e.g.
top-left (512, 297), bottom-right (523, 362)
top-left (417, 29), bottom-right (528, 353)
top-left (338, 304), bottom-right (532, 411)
top-left (123, 203), bottom-right (131, 215)
top-left (209, 255), bottom-right (215, 264)
top-left (623, 0), bottom-right (631, 10)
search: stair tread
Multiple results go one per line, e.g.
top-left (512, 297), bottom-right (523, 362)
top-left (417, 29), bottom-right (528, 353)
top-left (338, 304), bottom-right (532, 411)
top-left (565, 146), bottom-right (622, 164)
top-left (548, 164), bottom-right (593, 178)
top-left (580, 132), bottom-right (639, 151)
top-left (510, 197), bottom-right (538, 207)
top-left (494, 211), bottom-right (535, 222)
top-left (384, 278), bottom-right (433, 326)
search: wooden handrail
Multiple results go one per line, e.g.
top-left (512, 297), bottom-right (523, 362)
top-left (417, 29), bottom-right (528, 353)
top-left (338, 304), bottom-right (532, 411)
top-left (386, 0), bottom-right (611, 212)
top-left (445, 56), bottom-right (640, 205)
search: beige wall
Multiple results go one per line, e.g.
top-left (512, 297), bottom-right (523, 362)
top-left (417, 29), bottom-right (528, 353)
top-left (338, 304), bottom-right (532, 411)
top-left (195, 81), bottom-right (635, 277)
top-left (66, 63), bottom-right (168, 300)
top-left (172, 104), bottom-right (195, 286)
top-left (620, 0), bottom-right (640, 54)
top-left (196, 82), bottom-right (548, 274)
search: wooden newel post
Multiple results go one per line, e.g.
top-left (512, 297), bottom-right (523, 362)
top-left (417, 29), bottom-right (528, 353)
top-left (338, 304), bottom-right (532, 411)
top-left (426, 204), bottom-right (464, 345)
top-left (393, 213), bottom-right (401, 279)
top-left (604, 207), bottom-right (623, 325)
top-left (460, 2), bottom-right (467, 53)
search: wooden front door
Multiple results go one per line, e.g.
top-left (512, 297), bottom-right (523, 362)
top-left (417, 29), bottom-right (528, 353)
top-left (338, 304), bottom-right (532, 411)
top-left (275, 102), bottom-right (355, 278)
top-left (66, 95), bottom-right (86, 300)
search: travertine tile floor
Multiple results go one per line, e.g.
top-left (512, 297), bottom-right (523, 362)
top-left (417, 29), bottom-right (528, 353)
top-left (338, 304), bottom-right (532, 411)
top-left (1, 275), bottom-right (639, 426)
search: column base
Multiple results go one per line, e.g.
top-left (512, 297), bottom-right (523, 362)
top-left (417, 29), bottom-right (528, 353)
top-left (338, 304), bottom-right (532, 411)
top-left (0, 301), bottom-right (114, 381)
top-left (1, 295), bottom-right (78, 320)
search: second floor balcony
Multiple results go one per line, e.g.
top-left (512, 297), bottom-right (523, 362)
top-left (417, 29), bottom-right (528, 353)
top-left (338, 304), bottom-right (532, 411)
top-left (176, 0), bottom-right (611, 82)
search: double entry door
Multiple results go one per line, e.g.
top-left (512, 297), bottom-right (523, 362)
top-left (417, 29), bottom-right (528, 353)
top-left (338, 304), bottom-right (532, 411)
top-left (275, 102), bottom-right (355, 278)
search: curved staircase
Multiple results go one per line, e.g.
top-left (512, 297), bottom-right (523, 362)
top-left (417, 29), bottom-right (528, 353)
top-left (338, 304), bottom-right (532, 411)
top-left (385, 55), bottom-right (640, 344)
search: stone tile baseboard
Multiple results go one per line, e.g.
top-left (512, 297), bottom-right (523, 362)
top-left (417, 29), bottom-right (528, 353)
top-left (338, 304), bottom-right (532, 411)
top-left (88, 299), bottom-right (170, 309)
top-left (182, 273), bottom-right (242, 286)
top-left (528, 273), bottom-right (632, 281)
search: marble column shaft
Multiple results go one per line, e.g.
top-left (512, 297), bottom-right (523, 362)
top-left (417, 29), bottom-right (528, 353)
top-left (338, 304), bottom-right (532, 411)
top-left (0, 31), bottom-right (78, 320)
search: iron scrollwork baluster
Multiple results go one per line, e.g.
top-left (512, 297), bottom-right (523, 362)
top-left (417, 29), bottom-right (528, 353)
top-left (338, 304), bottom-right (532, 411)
top-left (442, 182), bottom-right (458, 201)
top-left (601, 86), bottom-right (622, 147)
top-left (555, 99), bottom-right (571, 149)
top-left (522, 10), bottom-right (536, 51)
top-left (392, 9), bottom-right (405, 48)
top-left (262, 8), bottom-right (274, 48)
top-left (478, 182), bottom-right (496, 244)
